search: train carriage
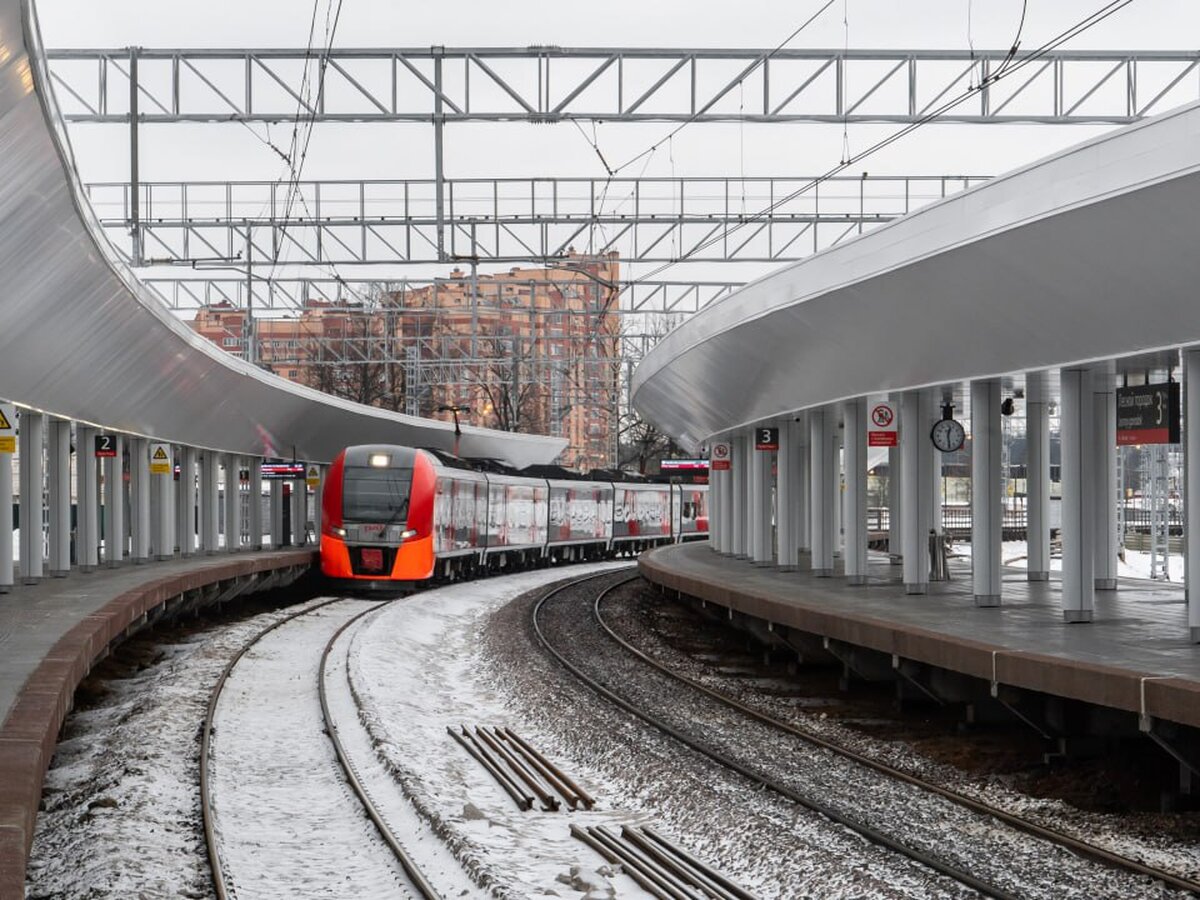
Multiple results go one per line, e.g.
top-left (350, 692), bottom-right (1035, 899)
top-left (612, 483), bottom-right (674, 553)
top-left (546, 478), bottom-right (613, 561)
top-left (482, 472), bottom-right (550, 569)
top-left (320, 443), bottom-right (707, 588)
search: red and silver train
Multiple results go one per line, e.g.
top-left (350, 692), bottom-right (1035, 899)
top-left (320, 444), bottom-right (709, 587)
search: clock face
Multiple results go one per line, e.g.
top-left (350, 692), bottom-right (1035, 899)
top-left (930, 418), bottom-right (966, 453)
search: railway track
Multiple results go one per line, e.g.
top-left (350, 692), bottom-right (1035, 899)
top-left (200, 597), bottom-right (442, 899)
top-left (532, 569), bottom-right (1197, 899)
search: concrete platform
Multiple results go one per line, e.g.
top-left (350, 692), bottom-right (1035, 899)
top-left (0, 549), bottom-right (317, 896)
top-left (640, 542), bottom-right (1200, 730)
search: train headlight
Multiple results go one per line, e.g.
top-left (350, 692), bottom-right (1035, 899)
top-left (400, 529), bottom-right (417, 540)
top-left (368, 452), bottom-right (390, 468)
top-left (332, 526), bottom-right (347, 538)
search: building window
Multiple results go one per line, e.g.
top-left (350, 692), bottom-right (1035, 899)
top-left (222, 337), bottom-right (241, 348)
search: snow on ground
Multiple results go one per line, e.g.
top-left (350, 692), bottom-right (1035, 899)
top-left (350, 563), bottom-right (648, 899)
top-left (324, 602), bottom-right (483, 897)
top-left (950, 538), bottom-right (1186, 582)
top-left (26, 597), bottom-right (330, 900)
top-left (208, 599), bottom-right (414, 898)
top-left (351, 564), bottom-right (977, 899)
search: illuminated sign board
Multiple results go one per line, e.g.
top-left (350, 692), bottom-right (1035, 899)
top-left (1116, 383), bottom-right (1180, 445)
top-left (262, 461), bottom-right (308, 480)
top-left (660, 459), bottom-right (709, 472)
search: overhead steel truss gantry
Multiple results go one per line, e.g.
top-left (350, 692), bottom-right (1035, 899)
top-left (86, 174), bottom-right (988, 271)
top-left (141, 275), bottom-right (742, 317)
top-left (49, 43), bottom-right (1192, 465)
top-left (52, 45), bottom-right (1196, 272)
top-left (47, 47), bottom-right (1200, 124)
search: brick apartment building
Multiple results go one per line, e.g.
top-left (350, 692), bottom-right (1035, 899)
top-left (188, 253), bottom-right (621, 471)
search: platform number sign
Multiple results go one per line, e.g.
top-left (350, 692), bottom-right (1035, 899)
top-left (868, 399), bottom-right (899, 447)
top-left (94, 434), bottom-right (118, 458)
top-left (754, 427), bottom-right (779, 451)
top-left (710, 442), bottom-right (731, 471)
top-left (1117, 382), bottom-right (1180, 445)
top-left (0, 403), bottom-right (14, 454)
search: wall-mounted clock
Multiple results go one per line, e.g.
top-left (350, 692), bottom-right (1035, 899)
top-left (930, 404), bottom-right (965, 453)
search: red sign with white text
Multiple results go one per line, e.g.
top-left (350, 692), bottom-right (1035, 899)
top-left (710, 442), bottom-right (731, 471)
top-left (868, 400), bottom-right (898, 447)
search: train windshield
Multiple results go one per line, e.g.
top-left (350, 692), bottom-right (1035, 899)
top-left (343, 466), bottom-right (413, 523)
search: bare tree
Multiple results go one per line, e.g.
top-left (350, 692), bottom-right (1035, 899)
top-left (617, 313), bottom-right (682, 473)
top-left (471, 330), bottom-right (543, 432)
top-left (302, 301), bottom-right (407, 411)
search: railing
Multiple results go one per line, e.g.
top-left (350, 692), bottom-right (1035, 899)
top-left (867, 502), bottom-right (1028, 537)
top-left (867, 500), bottom-right (1183, 541)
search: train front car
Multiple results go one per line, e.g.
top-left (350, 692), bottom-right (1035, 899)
top-left (320, 445), bottom-right (436, 588)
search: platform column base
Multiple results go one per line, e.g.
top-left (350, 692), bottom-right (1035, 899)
top-left (1095, 578), bottom-right (1118, 590)
top-left (1027, 571), bottom-right (1049, 582)
top-left (974, 594), bottom-right (1001, 608)
top-left (1191, 626), bottom-right (1200, 644)
top-left (813, 568), bottom-right (833, 577)
top-left (904, 582), bottom-right (927, 595)
top-left (1064, 609), bottom-right (1094, 623)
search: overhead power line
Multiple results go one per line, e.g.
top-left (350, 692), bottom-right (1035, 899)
top-left (627, 0), bottom-right (1134, 286)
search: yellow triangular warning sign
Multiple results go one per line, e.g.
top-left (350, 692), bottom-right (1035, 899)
top-left (0, 409), bottom-right (11, 430)
top-left (153, 446), bottom-right (169, 460)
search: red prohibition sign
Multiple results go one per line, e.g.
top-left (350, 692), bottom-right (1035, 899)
top-left (871, 404), bottom-right (894, 428)
top-left (713, 443), bottom-right (730, 459)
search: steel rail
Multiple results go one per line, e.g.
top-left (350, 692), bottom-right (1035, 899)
top-left (199, 597), bottom-right (348, 900)
top-left (501, 727), bottom-right (595, 809)
top-left (532, 569), bottom-right (1020, 900)
top-left (319, 605), bottom-right (444, 900)
top-left (594, 575), bottom-right (1200, 897)
top-left (569, 823), bottom-right (677, 898)
top-left (447, 726), bottom-right (535, 811)
top-left (630, 825), bottom-right (756, 900)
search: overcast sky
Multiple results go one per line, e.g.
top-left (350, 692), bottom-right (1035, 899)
top-left (31, 1), bottom-right (1200, 289)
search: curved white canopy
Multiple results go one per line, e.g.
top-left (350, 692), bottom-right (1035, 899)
top-left (0, 1), bottom-right (565, 468)
top-left (633, 98), bottom-right (1200, 451)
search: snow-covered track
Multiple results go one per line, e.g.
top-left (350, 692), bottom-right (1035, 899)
top-left (533, 570), bottom-right (1189, 900)
top-left (318, 612), bottom-right (443, 899)
top-left (200, 597), bottom-right (346, 899)
top-left (200, 598), bottom-right (441, 899)
top-left (593, 575), bottom-right (1200, 897)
